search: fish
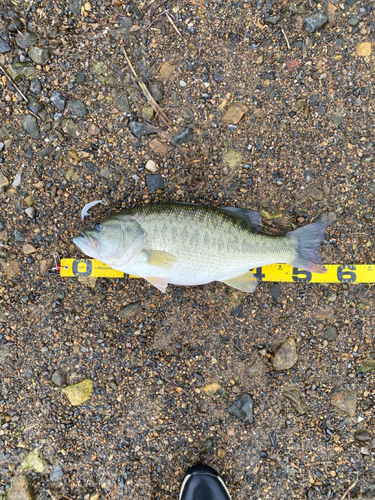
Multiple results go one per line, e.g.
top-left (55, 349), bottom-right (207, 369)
top-left (73, 202), bottom-right (327, 293)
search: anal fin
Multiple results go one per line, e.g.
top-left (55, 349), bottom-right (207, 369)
top-left (145, 276), bottom-right (168, 293)
top-left (222, 271), bottom-right (258, 293)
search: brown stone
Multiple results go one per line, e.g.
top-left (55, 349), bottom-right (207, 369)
top-left (272, 337), bottom-right (298, 371)
top-left (223, 103), bottom-right (249, 124)
top-left (0, 173), bottom-right (9, 187)
top-left (149, 139), bottom-right (168, 155)
top-left (7, 474), bottom-right (34, 500)
top-left (331, 389), bottom-right (357, 417)
top-left (2, 259), bottom-right (20, 278)
top-left (285, 59), bottom-right (299, 70)
top-left (39, 258), bottom-right (53, 273)
top-left (356, 42), bottom-right (372, 57)
top-left (327, 2), bottom-right (337, 25)
top-left (22, 244), bottom-right (37, 255)
top-left (88, 123), bottom-right (100, 135)
top-left (283, 388), bottom-right (308, 414)
top-left (159, 61), bottom-right (175, 80)
top-left (253, 108), bottom-right (265, 119)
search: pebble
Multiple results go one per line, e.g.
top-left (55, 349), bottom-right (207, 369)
top-left (25, 207), bottom-right (36, 218)
top-left (146, 174), bottom-right (164, 193)
top-left (283, 388), bottom-right (308, 414)
top-left (62, 379), bottom-right (93, 406)
top-left (51, 367), bottom-right (67, 387)
top-left (15, 230), bottom-right (25, 242)
top-left (22, 244), bottom-right (37, 255)
top-left (50, 464), bottom-right (64, 482)
top-left (149, 138), bottom-right (169, 155)
top-left (27, 95), bottom-right (44, 115)
top-left (118, 301), bottom-right (142, 319)
top-left (7, 19), bottom-right (23, 32)
top-left (36, 144), bottom-right (54, 158)
top-left (356, 42), bottom-right (372, 57)
top-left (323, 325), bottom-right (338, 341)
top-left (348, 16), bottom-right (359, 26)
top-left (269, 284), bottom-right (280, 298)
top-left (20, 115), bottom-right (41, 139)
top-left (115, 94), bottom-right (130, 113)
top-left (75, 71), bottom-right (86, 84)
top-left (173, 127), bottom-right (193, 146)
top-left (141, 106), bottom-right (155, 120)
top-left (29, 78), bottom-right (42, 95)
top-left (130, 121), bottom-right (152, 139)
top-left (24, 195), bottom-right (35, 207)
top-left (24, 146), bottom-right (33, 159)
top-left (223, 103), bottom-right (249, 125)
top-left (149, 82), bottom-right (164, 103)
top-left (203, 382), bottom-right (221, 395)
top-left (331, 388), bottom-right (357, 416)
top-left (0, 346), bottom-right (10, 359)
top-left (228, 394), bottom-right (254, 424)
top-left (88, 124), bottom-right (100, 135)
top-left (180, 80), bottom-right (187, 87)
top-left (0, 38), bottom-right (11, 54)
top-left (50, 90), bottom-right (67, 110)
top-left (159, 61), bottom-right (175, 80)
top-left (0, 173), bottom-right (9, 187)
top-left (223, 150), bottom-right (242, 169)
top-left (28, 46), bottom-right (50, 65)
top-left (0, 309), bottom-right (6, 323)
top-left (145, 160), bottom-right (158, 172)
top-left (21, 449), bottom-right (45, 473)
top-left (7, 475), bottom-right (34, 500)
top-left (69, 99), bottom-right (87, 117)
top-left (305, 13), bottom-right (327, 33)
top-left (354, 429), bottom-right (371, 442)
top-left (272, 337), bottom-right (298, 371)
top-left (15, 32), bottom-right (38, 49)
top-left (7, 63), bottom-right (35, 80)
top-left (331, 113), bottom-right (343, 126)
top-left (61, 118), bottom-right (78, 137)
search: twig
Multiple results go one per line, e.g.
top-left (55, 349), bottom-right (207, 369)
top-left (143, 0), bottom-right (157, 9)
top-left (121, 46), bottom-right (170, 128)
top-left (0, 64), bottom-right (41, 120)
top-left (281, 28), bottom-right (291, 50)
top-left (339, 479), bottom-right (358, 500)
top-left (165, 10), bottom-right (182, 37)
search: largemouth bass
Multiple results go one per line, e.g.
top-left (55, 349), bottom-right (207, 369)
top-left (73, 202), bottom-right (326, 293)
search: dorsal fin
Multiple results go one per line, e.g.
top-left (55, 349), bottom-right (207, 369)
top-left (219, 207), bottom-right (262, 232)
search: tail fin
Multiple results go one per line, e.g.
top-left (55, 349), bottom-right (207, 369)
top-left (287, 222), bottom-right (327, 273)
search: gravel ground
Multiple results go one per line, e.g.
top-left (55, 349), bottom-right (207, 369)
top-left (0, 0), bottom-right (375, 499)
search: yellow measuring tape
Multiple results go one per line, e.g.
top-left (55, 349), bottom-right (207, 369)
top-left (60, 259), bottom-right (374, 284)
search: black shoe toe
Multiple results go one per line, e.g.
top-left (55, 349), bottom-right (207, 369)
top-left (179, 464), bottom-right (231, 500)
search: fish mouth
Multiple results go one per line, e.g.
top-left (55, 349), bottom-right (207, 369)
top-left (73, 232), bottom-right (97, 255)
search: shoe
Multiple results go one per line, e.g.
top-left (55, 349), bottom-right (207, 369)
top-left (179, 464), bottom-right (231, 500)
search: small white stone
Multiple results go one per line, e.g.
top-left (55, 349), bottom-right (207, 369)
top-left (180, 80), bottom-right (187, 87)
top-left (358, 416), bottom-right (364, 423)
top-left (145, 160), bottom-right (158, 172)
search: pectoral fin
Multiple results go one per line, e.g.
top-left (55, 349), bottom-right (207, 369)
top-left (222, 271), bottom-right (258, 293)
top-left (141, 250), bottom-right (178, 269)
top-left (145, 277), bottom-right (168, 293)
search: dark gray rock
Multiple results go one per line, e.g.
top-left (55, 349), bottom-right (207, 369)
top-left (172, 127), bottom-right (193, 146)
top-left (127, 0), bottom-right (143, 20)
top-left (116, 94), bottom-right (130, 113)
top-left (305, 13), bottom-right (328, 32)
top-left (323, 326), bottom-right (338, 342)
top-left (348, 16), bottom-right (359, 26)
top-left (69, 0), bottom-right (81, 16)
top-left (69, 99), bottom-right (87, 117)
top-left (269, 284), bottom-right (281, 298)
top-left (28, 47), bottom-right (50, 65)
top-left (36, 145), bottom-right (54, 158)
top-left (75, 71), bottom-right (86, 84)
top-left (7, 19), bottom-right (23, 32)
top-left (228, 394), bottom-right (254, 424)
top-left (146, 174), bottom-right (164, 193)
top-left (50, 90), bottom-right (67, 110)
top-left (256, 0), bottom-right (265, 8)
top-left (129, 121), bottom-right (153, 139)
top-left (20, 115), bottom-right (41, 139)
top-left (15, 32), bottom-right (38, 49)
top-left (28, 95), bottom-right (44, 115)
top-left (29, 78), bottom-right (42, 95)
top-left (118, 301), bottom-right (142, 319)
top-left (51, 367), bottom-right (66, 387)
top-left (24, 146), bottom-right (33, 159)
top-left (50, 464), bottom-right (64, 482)
top-left (318, 103), bottom-right (326, 115)
top-left (0, 38), bottom-right (11, 54)
top-left (150, 82), bottom-right (164, 103)
top-left (15, 230), bottom-right (25, 242)
top-left (119, 16), bottom-right (133, 35)
top-left (354, 429), bottom-right (371, 442)
top-left (346, 0), bottom-right (357, 5)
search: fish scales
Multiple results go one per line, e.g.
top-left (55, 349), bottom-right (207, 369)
top-left (73, 202), bottom-right (327, 293)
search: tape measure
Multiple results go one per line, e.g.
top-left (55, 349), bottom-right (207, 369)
top-left (59, 259), bottom-right (375, 284)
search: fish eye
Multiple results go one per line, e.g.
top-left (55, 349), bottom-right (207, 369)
top-left (94, 223), bottom-right (102, 232)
